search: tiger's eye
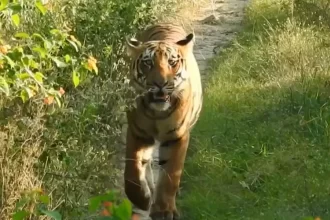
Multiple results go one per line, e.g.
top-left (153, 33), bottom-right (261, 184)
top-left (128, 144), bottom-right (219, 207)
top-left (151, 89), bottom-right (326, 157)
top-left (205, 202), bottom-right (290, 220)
top-left (143, 60), bottom-right (152, 66)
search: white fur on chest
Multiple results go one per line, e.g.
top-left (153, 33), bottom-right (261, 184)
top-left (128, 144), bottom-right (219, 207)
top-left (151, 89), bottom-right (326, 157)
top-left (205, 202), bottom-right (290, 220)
top-left (142, 140), bottom-right (160, 161)
top-left (150, 102), bottom-right (171, 111)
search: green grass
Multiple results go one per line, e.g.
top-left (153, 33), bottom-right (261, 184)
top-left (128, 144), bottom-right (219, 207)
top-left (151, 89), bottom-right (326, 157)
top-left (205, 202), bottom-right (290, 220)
top-left (179, 0), bottom-right (330, 219)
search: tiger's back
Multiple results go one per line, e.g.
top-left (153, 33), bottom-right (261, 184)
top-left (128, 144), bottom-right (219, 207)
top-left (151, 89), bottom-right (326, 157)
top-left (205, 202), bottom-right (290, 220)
top-left (124, 23), bottom-right (203, 220)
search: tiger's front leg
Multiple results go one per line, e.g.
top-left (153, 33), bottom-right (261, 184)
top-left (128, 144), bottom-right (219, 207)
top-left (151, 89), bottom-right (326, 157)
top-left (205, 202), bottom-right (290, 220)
top-left (150, 132), bottom-right (190, 220)
top-left (124, 126), bottom-right (155, 212)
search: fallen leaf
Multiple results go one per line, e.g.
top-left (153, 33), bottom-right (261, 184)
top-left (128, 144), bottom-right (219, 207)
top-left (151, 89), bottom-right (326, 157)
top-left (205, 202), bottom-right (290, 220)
top-left (87, 56), bottom-right (98, 74)
top-left (44, 96), bottom-right (54, 105)
top-left (132, 214), bottom-right (140, 220)
top-left (59, 87), bottom-right (65, 96)
top-left (103, 201), bottom-right (112, 208)
top-left (101, 208), bottom-right (111, 216)
top-left (0, 45), bottom-right (10, 54)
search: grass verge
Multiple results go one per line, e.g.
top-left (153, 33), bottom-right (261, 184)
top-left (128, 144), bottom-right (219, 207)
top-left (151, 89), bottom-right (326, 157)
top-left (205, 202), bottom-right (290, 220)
top-left (179, 0), bottom-right (330, 219)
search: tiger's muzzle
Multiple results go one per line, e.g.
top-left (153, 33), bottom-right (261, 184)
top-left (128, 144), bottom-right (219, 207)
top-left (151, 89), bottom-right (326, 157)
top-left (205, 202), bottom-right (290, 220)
top-left (148, 91), bottom-right (171, 103)
top-left (147, 81), bottom-right (173, 104)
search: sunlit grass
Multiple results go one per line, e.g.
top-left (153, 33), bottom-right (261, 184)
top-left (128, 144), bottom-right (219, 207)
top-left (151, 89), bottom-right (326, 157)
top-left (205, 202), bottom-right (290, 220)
top-left (179, 0), bottom-right (330, 219)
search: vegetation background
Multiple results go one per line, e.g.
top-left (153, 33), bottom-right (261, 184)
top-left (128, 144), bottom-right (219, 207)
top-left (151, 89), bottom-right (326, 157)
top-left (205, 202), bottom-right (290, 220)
top-left (180, 0), bottom-right (330, 220)
top-left (1, 0), bottom-right (330, 220)
top-left (0, 0), bottom-right (199, 219)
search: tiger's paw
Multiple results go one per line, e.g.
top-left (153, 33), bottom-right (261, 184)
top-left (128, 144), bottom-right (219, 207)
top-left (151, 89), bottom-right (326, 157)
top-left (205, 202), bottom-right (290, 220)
top-left (150, 210), bottom-right (180, 220)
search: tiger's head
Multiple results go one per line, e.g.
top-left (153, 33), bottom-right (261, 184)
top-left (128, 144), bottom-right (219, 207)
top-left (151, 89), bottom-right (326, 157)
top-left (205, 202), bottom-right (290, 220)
top-left (125, 33), bottom-right (194, 111)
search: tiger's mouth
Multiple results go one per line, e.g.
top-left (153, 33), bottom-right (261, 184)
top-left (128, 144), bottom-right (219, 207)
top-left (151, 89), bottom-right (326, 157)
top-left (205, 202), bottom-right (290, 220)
top-left (149, 92), bottom-right (171, 103)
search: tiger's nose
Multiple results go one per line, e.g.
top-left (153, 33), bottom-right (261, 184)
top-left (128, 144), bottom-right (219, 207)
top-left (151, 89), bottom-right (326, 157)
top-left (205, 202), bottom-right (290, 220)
top-left (154, 81), bottom-right (168, 89)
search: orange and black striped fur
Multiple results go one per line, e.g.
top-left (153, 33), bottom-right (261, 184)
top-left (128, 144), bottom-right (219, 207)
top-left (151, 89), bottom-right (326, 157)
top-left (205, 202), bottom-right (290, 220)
top-left (124, 23), bottom-right (202, 220)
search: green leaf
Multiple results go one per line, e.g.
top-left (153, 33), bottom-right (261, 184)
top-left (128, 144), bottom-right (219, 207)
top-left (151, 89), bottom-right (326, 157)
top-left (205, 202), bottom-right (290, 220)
top-left (19, 88), bottom-right (34, 102)
top-left (11, 14), bottom-right (20, 27)
top-left (29, 59), bottom-right (39, 69)
top-left (49, 29), bottom-right (62, 36)
top-left (44, 40), bottom-right (52, 50)
top-left (0, 76), bottom-right (9, 96)
top-left (28, 85), bottom-right (38, 93)
top-left (12, 210), bottom-right (29, 220)
top-left (96, 217), bottom-right (112, 220)
top-left (114, 199), bottom-right (132, 220)
top-left (51, 57), bottom-right (68, 68)
top-left (21, 57), bottom-right (29, 66)
top-left (8, 3), bottom-right (22, 13)
top-left (72, 71), bottom-right (80, 87)
top-left (88, 195), bottom-right (103, 212)
top-left (64, 54), bottom-right (71, 63)
top-left (39, 195), bottom-right (50, 204)
top-left (20, 89), bottom-right (29, 103)
top-left (39, 209), bottom-right (62, 220)
top-left (25, 87), bottom-right (34, 98)
top-left (32, 46), bottom-right (47, 58)
top-left (35, 72), bottom-right (44, 82)
top-left (17, 73), bottom-right (30, 80)
top-left (14, 197), bottom-right (29, 211)
top-left (3, 55), bottom-right (15, 68)
top-left (32, 33), bottom-right (45, 41)
top-left (35, 1), bottom-right (47, 15)
top-left (0, 0), bottom-right (9, 11)
top-left (15, 32), bottom-right (30, 39)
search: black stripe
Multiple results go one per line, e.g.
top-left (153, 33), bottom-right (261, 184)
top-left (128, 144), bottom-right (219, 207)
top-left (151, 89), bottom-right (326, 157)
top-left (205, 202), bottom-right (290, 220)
top-left (141, 99), bottom-right (156, 120)
top-left (158, 160), bottom-right (167, 166)
top-left (132, 60), bottom-right (136, 70)
top-left (164, 88), bottom-right (192, 131)
top-left (174, 75), bottom-right (185, 88)
top-left (169, 95), bottom-right (192, 133)
top-left (161, 99), bottom-right (180, 119)
top-left (149, 31), bottom-right (163, 40)
top-left (133, 77), bottom-right (145, 89)
top-left (166, 117), bottom-right (185, 134)
top-left (130, 130), bottom-right (155, 145)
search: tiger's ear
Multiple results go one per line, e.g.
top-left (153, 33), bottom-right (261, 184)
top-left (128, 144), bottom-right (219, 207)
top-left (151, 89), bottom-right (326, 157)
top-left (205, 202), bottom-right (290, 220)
top-left (176, 33), bottom-right (195, 55)
top-left (125, 37), bottom-right (143, 57)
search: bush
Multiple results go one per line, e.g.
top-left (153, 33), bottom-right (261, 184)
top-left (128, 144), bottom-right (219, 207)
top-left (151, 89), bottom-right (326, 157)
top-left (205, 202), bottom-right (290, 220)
top-left (0, 0), bottom-right (188, 219)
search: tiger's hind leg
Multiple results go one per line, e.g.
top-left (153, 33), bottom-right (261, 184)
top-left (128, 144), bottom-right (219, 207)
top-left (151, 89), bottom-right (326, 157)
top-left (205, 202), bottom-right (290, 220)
top-left (124, 126), bottom-right (155, 212)
top-left (150, 133), bottom-right (190, 220)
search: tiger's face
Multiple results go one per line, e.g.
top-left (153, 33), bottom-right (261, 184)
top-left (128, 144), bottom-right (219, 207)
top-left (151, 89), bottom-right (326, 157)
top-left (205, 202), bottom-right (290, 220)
top-left (126, 33), bottom-right (194, 111)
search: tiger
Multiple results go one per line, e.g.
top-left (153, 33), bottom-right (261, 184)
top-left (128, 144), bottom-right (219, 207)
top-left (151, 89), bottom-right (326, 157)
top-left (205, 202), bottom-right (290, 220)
top-left (124, 22), bottom-right (203, 220)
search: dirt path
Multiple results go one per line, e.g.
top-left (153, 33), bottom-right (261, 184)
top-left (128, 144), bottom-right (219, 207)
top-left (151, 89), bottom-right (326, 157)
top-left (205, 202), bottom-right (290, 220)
top-left (192, 0), bottom-right (249, 78)
top-left (118, 0), bottom-right (249, 218)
